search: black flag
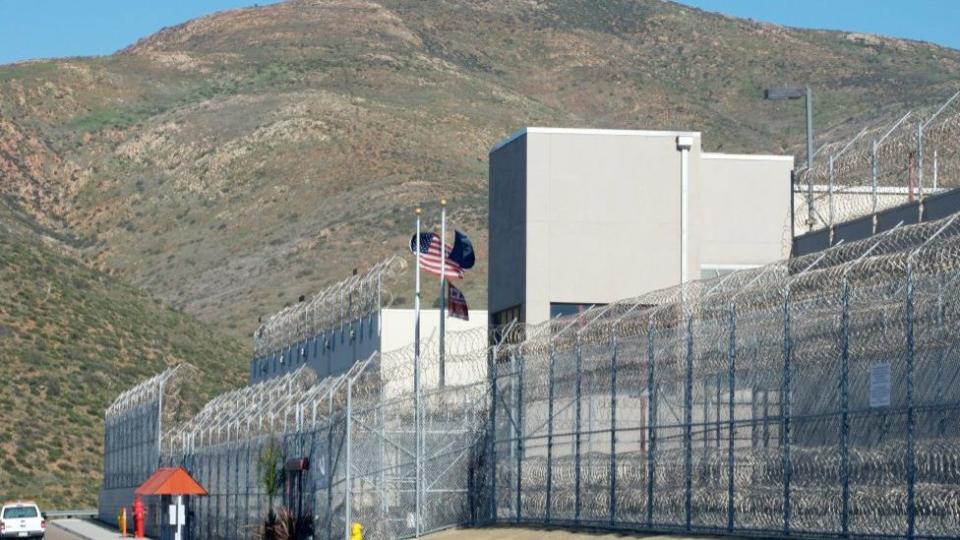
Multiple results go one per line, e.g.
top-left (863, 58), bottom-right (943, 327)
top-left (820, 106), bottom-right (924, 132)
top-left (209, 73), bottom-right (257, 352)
top-left (448, 230), bottom-right (475, 269)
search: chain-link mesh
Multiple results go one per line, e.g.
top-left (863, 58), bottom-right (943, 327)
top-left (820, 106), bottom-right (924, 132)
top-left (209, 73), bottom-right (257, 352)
top-left (101, 209), bottom-right (960, 539)
top-left (486, 211), bottom-right (960, 539)
top-left (99, 364), bottom-right (200, 532)
top-left (100, 325), bottom-right (492, 540)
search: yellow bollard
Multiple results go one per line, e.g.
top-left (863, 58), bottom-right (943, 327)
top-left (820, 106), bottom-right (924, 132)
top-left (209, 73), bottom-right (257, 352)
top-left (118, 507), bottom-right (128, 538)
top-left (350, 522), bottom-right (363, 540)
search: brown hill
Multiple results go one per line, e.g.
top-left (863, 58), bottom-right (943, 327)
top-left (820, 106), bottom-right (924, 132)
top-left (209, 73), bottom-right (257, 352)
top-left (1, 0), bottom-right (959, 344)
top-left (0, 198), bottom-right (246, 507)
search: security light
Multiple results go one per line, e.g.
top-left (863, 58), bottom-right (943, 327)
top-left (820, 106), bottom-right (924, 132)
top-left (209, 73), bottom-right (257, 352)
top-left (764, 87), bottom-right (806, 100)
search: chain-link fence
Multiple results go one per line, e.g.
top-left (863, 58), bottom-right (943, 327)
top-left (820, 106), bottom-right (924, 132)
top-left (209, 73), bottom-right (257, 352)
top-left (184, 330), bottom-right (490, 540)
top-left (795, 90), bottom-right (960, 235)
top-left (99, 364), bottom-right (200, 534)
top-left (102, 210), bottom-right (960, 539)
top-left (99, 327), bottom-right (492, 540)
top-left (486, 211), bottom-right (960, 539)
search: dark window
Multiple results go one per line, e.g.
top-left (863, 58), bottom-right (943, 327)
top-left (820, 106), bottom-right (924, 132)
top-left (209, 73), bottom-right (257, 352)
top-left (550, 302), bottom-right (603, 319)
top-left (490, 305), bottom-right (524, 347)
top-left (3, 507), bottom-right (38, 519)
top-left (491, 305), bottom-right (522, 328)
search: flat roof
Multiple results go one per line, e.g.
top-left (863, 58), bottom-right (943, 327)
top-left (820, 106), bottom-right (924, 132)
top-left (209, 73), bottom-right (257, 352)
top-left (702, 152), bottom-right (794, 162)
top-left (491, 127), bottom-right (703, 153)
top-left (802, 185), bottom-right (948, 194)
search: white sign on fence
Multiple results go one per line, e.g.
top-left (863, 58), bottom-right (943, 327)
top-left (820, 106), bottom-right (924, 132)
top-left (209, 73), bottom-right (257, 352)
top-left (870, 362), bottom-right (891, 408)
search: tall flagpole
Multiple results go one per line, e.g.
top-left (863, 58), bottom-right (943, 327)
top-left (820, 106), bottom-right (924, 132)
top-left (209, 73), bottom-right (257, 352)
top-left (413, 207), bottom-right (422, 537)
top-left (439, 198), bottom-right (447, 388)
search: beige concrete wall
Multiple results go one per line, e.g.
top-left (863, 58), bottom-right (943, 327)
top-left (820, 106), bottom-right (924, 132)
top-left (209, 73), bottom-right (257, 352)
top-left (522, 128), bottom-right (702, 325)
top-left (381, 308), bottom-right (488, 353)
top-left (792, 188), bottom-right (918, 233)
top-left (380, 308), bottom-right (488, 398)
top-left (489, 128), bottom-right (794, 327)
top-left (697, 153), bottom-right (794, 269)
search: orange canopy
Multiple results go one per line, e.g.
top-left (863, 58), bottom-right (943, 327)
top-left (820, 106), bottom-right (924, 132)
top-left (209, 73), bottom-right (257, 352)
top-left (135, 467), bottom-right (207, 496)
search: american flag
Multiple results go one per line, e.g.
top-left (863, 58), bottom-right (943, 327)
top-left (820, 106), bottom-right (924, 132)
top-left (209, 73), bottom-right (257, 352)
top-left (409, 232), bottom-right (464, 279)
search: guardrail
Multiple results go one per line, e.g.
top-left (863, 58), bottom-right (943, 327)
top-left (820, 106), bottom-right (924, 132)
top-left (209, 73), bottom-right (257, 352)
top-left (46, 509), bottom-right (98, 520)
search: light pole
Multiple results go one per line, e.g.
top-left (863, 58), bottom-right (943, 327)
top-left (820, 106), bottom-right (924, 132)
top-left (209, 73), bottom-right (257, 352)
top-left (765, 86), bottom-right (815, 231)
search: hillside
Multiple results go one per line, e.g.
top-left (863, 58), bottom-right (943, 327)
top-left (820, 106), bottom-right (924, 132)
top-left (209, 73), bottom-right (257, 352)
top-left (0, 202), bottom-right (247, 507)
top-left (1, 0), bottom-right (959, 344)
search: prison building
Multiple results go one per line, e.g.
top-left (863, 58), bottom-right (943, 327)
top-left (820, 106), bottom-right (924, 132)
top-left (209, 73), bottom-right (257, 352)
top-left (488, 127), bottom-right (794, 328)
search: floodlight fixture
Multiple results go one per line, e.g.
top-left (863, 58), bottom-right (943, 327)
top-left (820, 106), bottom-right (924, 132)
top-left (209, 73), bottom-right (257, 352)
top-left (765, 84), bottom-right (815, 230)
top-left (764, 87), bottom-right (806, 100)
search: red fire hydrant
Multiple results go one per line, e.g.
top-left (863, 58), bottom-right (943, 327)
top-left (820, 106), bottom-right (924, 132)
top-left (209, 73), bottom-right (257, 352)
top-left (133, 496), bottom-right (146, 538)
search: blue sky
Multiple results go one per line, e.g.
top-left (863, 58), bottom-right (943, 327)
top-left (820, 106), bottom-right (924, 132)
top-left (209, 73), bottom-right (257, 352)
top-left (679, 0), bottom-right (960, 51)
top-left (0, 0), bottom-right (957, 65)
top-left (0, 1), bottom-right (282, 65)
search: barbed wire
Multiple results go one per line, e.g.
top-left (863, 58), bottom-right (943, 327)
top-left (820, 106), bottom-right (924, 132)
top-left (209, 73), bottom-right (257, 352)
top-left (101, 203), bottom-right (960, 538)
top-left (105, 363), bottom-right (198, 421)
top-left (252, 256), bottom-right (407, 358)
top-left (796, 89), bottom-right (960, 233)
top-left (483, 210), bottom-right (960, 537)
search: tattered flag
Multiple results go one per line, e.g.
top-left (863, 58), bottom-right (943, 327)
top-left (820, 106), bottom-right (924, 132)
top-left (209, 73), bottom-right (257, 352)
top-left (447, 282), bottom-right (469, 321)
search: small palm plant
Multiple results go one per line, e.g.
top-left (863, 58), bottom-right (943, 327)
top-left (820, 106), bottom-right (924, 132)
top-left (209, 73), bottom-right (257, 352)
top-left (259, 439), bottom-right (283, 537)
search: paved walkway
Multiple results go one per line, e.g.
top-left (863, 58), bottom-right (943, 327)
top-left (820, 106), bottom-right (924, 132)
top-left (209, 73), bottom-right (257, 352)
top-left (47, 519), bottom-right (134, 540)
top-left (426, 526), bottom-right (736, 540)
top-left (50, 519), bottom-right (735, 540)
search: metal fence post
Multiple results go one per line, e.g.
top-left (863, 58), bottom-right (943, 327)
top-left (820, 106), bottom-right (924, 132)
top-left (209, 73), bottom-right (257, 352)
top-left (829, 155), bottom-right (836, 235)
top-left (414, 315), bottom-right (423, 537)
top-left (238, 441), bottom-right (244, 539)
top-left (245, 441), bottom-right (252, 537)
top-left (933, 148), bottom-right (939, 190)
top-left (208, 453), bottom-right (214, 540)
top-left (546, 344), bottom-right (555, 523)
top-left (715, 373), bottom-right (721, 448)
top-left (906, 263), bottom-right (916, 539)
top-left (575, 331), bottom-right (583, 523)
top-left (345, 377), bottom-right (352, 540)
top-left (515, 351), bottom-right (524, 523)
top-left (872, 140), bottom-right (879, 233)
top-left (378, 404), bottom-right (386, 527)
top-left (684, 316), bottom-right (693, 531)
top-left (726, 306), bottom-right (736, 532)
top-left (468, 425), bottom-right (476, 526)
top-left (609, 326), bottom-right (619, 526)
top-left (508, 351), bottom-right (516, 522)
top-left (646, 319), bottom-right (656, 528)
top-left (782, 293), bottom-right (793, 535)
top-left (489, 351), bottom-right (498, 523)
top-left (255, 444), bottom-right (262, 539)
top-left (326, 402), bottom-right (334, 540)
top-left (918, 122), bottom-right (924, 203)
top-left (936, 291), bottom-right (946, 437)
top-left (216, 447), bottom-right (222, 538)
top-left (840, 281), bottom-right (851, 536)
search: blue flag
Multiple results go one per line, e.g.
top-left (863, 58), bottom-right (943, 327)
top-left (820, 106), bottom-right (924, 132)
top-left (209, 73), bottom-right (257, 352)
top-left (448, 230), bottom-right (475, 269)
